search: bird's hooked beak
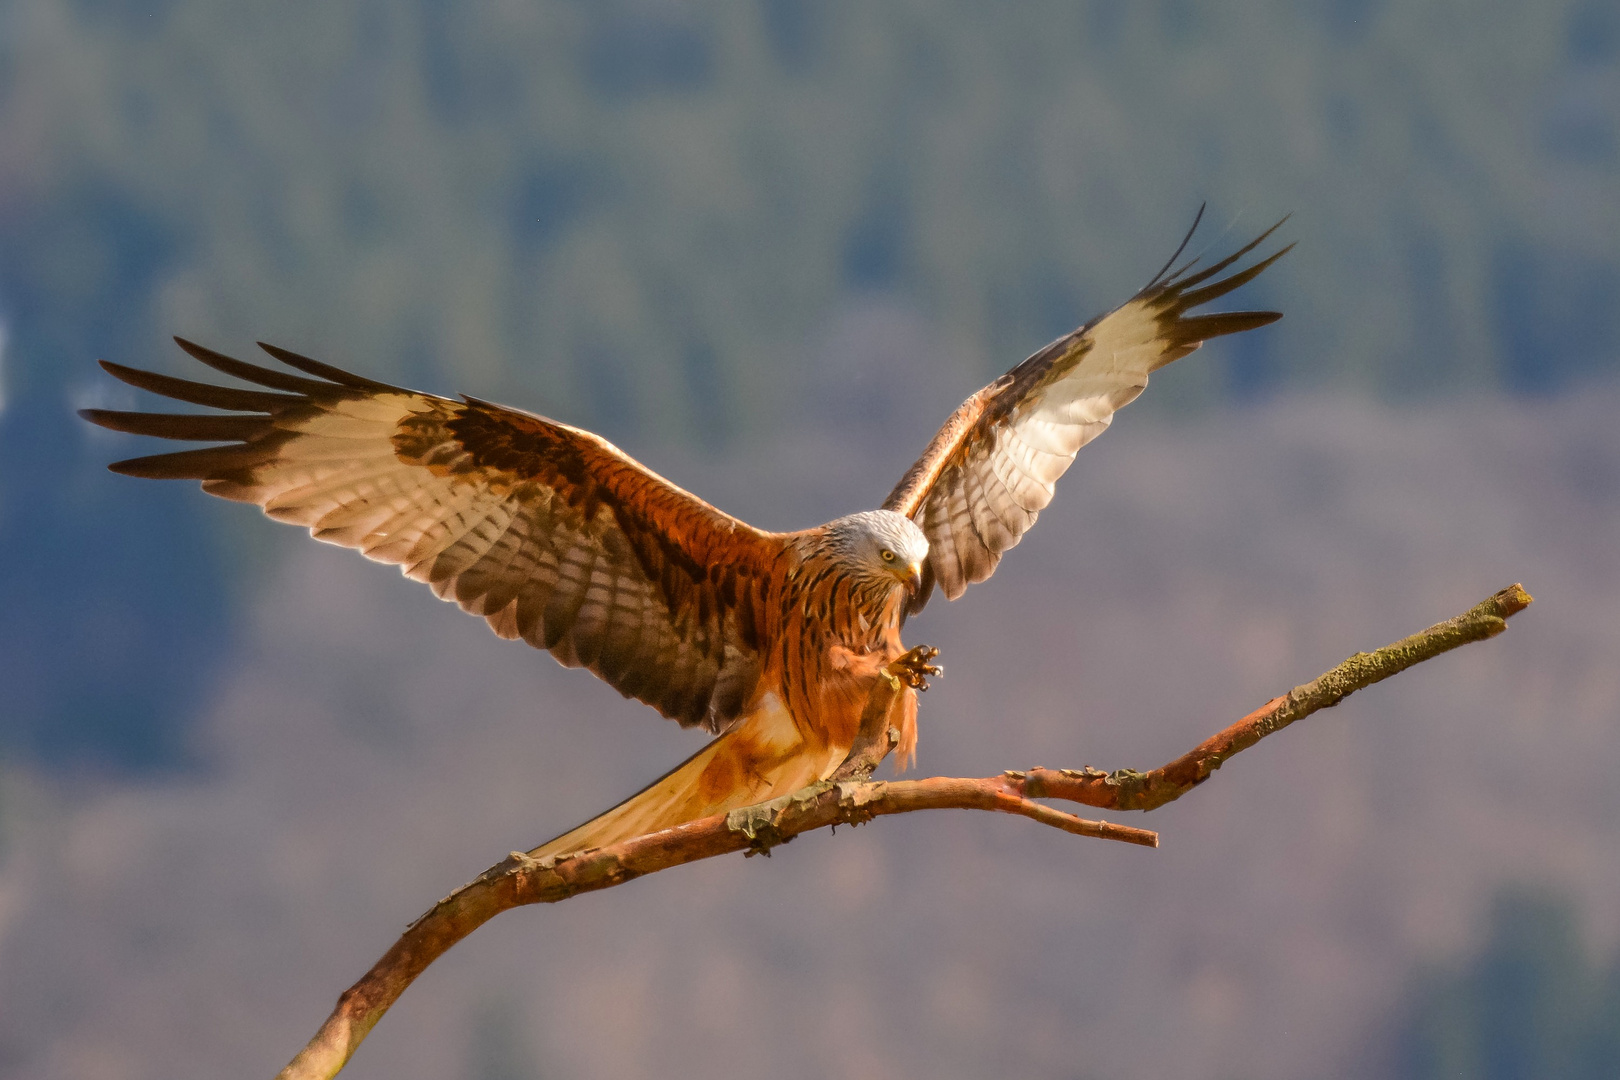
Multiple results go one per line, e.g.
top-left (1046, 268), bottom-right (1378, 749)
top-left (904, 560), bottom-right (923, 595)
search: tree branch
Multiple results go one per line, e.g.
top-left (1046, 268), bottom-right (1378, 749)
top-left (275, 583), bottom-right (1532, 1080)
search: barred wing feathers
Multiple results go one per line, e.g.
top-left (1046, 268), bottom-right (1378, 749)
top-left (885, 214), bottom-right (1291, 603)
top-left (83, 339), bottom-right (783, 731)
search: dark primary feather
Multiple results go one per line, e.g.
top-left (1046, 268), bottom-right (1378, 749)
top-left (77, 409), bottom-right (273, 443)
top-left (1143, 201), bottom-right (1208, 290)
top-left (172, 336), bottom-right (336, 396)
top-left (97, 359), bottom-right (302, 413)
top-left (255, 340), bottom-right (396, 390)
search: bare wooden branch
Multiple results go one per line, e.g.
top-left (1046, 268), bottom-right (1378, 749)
top-left (275, 583), bottom-right (1533, 1080)
top-left (1011, 583), bottom-right (1534, 811)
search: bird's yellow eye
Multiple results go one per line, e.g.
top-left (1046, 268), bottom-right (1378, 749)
top-left (881, 549), bottom-right (896, 562)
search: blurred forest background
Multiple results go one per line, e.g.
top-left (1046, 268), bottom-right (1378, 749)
top-left (1, 2), bottom-right (1618, 1078)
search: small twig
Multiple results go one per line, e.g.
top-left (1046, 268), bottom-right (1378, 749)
top-left (1012, 583), bottom-right (1534, 811)
top-left (275, 584), bottom-right (1532, 1080)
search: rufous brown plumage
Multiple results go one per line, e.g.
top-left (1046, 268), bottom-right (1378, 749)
top-left (83, 208), bottom-right (1288, 856)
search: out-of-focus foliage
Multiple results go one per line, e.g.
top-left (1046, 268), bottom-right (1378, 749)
top-left (0, 0), bottom-right (1615, 769)
top-left (466, 997), bottom-right (540, 1080)
top-left (3, 0), bottom-right (1617, 422)
top-left (6, 385), bottom-right (1620, 1079)
top-left (1393, 890), bottom-right (1620, 1080)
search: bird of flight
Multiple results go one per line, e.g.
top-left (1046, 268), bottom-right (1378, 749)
top-left (83, 210), bottom-right (1288, 858)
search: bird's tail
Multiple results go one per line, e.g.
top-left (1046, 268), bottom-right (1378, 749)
top-left (529, 697), bottom-right (839, 860)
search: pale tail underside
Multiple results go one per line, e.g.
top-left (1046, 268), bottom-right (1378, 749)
top-left (529, 694), bottom-right (846, 859)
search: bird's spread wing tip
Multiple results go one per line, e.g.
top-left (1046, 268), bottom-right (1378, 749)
top-left (889, 208), bottom-right (1291, 601)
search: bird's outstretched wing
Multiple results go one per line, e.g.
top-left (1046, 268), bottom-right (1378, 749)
top-left (884, 210), bottom-right (1291, 605)
top-left (83, 340), bottom-right (784, 731)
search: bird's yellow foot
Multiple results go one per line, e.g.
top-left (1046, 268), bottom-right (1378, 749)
top-left (887, 645), bottom-right (942, 691)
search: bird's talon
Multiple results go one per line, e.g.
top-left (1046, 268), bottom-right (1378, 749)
top-left (887, 645), bottom-right (943, 691)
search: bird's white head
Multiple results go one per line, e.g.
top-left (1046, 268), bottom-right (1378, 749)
top-left (825, 509), bottom-right (930, 594)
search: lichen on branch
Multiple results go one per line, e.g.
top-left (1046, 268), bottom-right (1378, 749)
top-left (276, 583), bottom-right (1533, 1080)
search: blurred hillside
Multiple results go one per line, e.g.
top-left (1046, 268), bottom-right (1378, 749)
top-left (2, 7), bottom-right (1620, 1076)
top-left (4, 0), bottom-right (1618, 418)
top-left (4, 388), bottom-right (1618, 1080)
top-left (1391, 890), bottom-right (1620, 1080)
top-left (2, 0), bottom-right (1618, 769)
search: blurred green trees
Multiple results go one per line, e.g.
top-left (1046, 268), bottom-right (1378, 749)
top-left (1394, 890), bottom-right (1620, 1080)
top-left (1, 0), bottom-right (1616, 769)
top-left (2, 1), bottom-right (1615, 438)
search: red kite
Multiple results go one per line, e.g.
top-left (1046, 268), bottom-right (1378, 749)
top-left (83, 211), bottom-right (1288, 857)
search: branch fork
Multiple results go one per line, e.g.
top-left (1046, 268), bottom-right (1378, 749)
top-left (277, 584), bottom-right (1532, 1080)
